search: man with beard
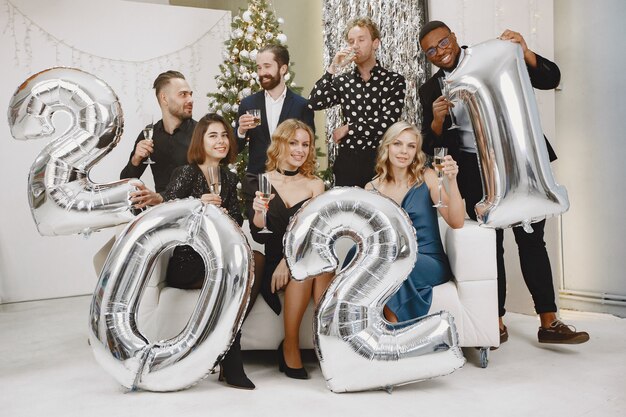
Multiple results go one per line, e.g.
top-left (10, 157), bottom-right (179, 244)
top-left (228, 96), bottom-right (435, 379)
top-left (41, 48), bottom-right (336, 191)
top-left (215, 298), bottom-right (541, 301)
top-left (309, 17), bottom-right (406, 187)
top-left (120, 70), bottom-right (196, 193)
top-left (418, 21), bottom-right (589, 346)
top-left (236, 44), bottom-right (315, 175)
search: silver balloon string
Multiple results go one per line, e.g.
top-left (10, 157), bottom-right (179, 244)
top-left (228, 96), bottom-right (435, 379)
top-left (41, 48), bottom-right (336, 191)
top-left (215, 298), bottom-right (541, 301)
top-left (321, 0), bottom-right (429, 167)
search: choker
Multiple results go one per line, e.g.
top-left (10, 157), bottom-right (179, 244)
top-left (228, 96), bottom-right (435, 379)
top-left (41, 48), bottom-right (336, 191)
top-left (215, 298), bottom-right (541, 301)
top-left (277, 168), bottom-right (299, 176)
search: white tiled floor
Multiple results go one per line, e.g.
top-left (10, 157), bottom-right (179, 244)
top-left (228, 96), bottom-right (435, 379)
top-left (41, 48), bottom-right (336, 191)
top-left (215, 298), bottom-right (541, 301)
top-left (1, 296), bottom-right (625, 417)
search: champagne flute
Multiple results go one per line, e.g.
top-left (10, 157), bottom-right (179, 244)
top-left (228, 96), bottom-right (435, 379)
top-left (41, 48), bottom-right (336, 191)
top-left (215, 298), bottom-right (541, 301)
top-left (246, 109), bottom-right (261, 127)
top-left (207, 166), bottom-right (221, 195)
top-left (432, 147), bottom-right (448, 208)
top-left (142, 114), bottom-right (155, 165)
top-left (332, 47), bottom-right (356, 73)
top-left (437, 77), bottom-right (459, 130)
top-left (257, 173), bottom-right (272, 234)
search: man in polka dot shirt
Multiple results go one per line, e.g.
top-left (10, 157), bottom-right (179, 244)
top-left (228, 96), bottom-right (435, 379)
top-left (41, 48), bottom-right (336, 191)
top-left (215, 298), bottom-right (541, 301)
top-left (310, 17), bottom-right (406, 187)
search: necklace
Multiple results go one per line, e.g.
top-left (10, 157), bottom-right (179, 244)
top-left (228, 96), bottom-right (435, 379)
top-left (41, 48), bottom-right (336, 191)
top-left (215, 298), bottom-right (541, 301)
top-left (277, 167), bottom-right (299, 176)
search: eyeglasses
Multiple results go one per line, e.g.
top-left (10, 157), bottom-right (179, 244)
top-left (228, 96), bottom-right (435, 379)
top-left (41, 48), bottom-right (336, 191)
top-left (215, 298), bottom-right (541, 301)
top-left (424, 34), bottom-right (451, 58)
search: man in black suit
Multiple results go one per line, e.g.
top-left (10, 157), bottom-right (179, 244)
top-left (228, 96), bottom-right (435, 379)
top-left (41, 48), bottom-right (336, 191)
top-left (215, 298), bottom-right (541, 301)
top-left (418, 21), bottom-right (588, 345)
top-left (235, 44), bottom-right (315, 175)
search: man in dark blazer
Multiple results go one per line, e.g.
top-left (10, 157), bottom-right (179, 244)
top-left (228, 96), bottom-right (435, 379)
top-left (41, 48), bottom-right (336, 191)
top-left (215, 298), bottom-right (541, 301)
top-left (236, 44), bottom-right (315, 175)
top-left (418, 21), bottom-right (588, 346)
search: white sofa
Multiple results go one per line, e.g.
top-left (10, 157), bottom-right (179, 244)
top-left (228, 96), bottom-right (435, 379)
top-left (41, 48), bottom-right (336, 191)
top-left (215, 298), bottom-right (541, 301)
top-left (93, 218), bottom-right (498, 367)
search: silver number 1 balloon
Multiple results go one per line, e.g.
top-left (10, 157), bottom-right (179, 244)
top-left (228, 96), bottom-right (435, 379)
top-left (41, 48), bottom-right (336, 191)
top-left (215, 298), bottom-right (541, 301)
top-left (7, 67), bottom-right (137, 236)
top-left (445, 40), bottom-right (569, 231)
top-left (284, 187), bottom-right (465, 393)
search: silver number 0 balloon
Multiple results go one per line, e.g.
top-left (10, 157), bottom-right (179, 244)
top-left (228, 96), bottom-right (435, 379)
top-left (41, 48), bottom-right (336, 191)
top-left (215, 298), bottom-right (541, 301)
top-left (7, 67), bottom-right (137, 236)
top-left (89, 200), bottom-right (253, 391)
top-left (445, 40), bottom-right (569, 231)
top-left (284, 187), bottom-right (465, 392)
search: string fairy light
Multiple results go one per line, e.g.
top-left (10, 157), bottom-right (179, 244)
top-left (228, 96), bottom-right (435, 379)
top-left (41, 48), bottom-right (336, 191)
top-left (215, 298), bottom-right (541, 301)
top-left (3, 0), bottom-right (230, 114)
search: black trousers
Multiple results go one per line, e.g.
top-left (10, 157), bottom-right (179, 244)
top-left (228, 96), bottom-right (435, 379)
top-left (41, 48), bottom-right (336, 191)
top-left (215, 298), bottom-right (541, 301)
top-left (333, 147), bottom-right (377, 188)
top-left (457, 151), bottom-right (557, 317)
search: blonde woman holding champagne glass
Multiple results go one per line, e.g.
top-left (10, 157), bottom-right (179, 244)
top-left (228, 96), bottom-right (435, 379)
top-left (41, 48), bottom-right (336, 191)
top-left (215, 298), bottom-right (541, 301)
top-left (247, 119), bottom-right (333, 379)
top-left (365, 121), bottom-right (464, 322)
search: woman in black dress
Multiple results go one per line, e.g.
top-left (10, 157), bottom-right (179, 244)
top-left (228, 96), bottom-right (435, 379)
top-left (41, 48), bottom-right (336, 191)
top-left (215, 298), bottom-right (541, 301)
top-left (247, 119), bottom-right (333, 379)
top-left (131, 113), bottom-right (256, 390)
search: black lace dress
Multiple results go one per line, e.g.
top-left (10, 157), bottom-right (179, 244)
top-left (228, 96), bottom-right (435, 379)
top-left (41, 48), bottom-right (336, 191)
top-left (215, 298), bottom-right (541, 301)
top-left (160, 164), bottom-right (242, 289)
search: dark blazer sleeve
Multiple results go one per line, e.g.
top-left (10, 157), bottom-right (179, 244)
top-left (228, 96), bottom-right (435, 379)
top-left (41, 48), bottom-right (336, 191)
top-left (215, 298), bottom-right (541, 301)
top-left (286, 90), bottom-right (316, 134)
top-left (301, 99), bottom-right (316, 134)
top-left (418, 71), bottom-right (462, 158)
top-left (235, 96), bottom-right (252, 154)
top-left (527, 53), bottom-right (560, 161)
top-left (528, 53), bottom-right (561, 90)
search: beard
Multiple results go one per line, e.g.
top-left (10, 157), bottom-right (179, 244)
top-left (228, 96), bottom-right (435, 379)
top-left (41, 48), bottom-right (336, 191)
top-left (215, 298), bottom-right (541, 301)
top-left (260, 71), bottom-right (282, 91)
top-left (170, 104), bottom-right (193, 120)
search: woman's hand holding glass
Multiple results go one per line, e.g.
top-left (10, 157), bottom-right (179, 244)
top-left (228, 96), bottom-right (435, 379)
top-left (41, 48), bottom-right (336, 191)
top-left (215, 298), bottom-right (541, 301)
top-left (253, 190), bottom-right (274, 232)
top-left (441, 155), bottom-right (459, 180)
top-left (256, 173), bottom-right (273, 234)
top-left (200, 193), bottom-right (222, 207)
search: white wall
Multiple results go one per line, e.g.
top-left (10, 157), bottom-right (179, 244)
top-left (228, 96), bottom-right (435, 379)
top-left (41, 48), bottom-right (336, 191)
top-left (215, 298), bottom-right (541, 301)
top-left (428, 0), bottom-right (560, 315)
top-left (554, 0), bottom-right (626, 317)
top-left (0, 0), bottom-right (229, 303)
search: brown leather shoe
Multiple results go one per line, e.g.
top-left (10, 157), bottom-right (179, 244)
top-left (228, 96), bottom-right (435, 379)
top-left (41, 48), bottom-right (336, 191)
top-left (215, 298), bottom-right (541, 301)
top-left (538, 320), bottom-right (590, 344)
top-left (490, 325), bottom-right (508, 350)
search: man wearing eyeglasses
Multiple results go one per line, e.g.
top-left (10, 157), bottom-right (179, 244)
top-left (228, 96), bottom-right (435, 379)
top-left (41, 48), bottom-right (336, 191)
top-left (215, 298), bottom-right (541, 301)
top-left (418, 21), bottom-right (589, 347)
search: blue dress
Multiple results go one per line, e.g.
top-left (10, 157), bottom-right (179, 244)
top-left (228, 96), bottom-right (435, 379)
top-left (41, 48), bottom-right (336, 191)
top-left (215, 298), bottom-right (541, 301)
top-left (387, 182), bottom-right (452, 320)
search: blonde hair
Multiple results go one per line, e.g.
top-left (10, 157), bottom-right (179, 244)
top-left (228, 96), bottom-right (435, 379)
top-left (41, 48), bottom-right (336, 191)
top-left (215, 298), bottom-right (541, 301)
top-left (345, 17), bottom-right (381, 42)
top-left (375, 121), bottom-right (427, 185)
top-left (266, 119), bottom-right (316, 178)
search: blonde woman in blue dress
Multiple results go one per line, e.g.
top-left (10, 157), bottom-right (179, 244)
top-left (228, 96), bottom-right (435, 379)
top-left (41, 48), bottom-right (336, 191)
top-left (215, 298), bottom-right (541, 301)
top-left (365, 121), bottom-right (464, 322)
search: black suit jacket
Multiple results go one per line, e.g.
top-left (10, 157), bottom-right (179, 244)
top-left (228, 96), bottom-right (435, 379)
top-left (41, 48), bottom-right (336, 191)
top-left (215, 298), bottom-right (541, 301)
top-left (236, 88), bottom-right (315, 174)
top-left (419, 47), bottom-right (559, 162)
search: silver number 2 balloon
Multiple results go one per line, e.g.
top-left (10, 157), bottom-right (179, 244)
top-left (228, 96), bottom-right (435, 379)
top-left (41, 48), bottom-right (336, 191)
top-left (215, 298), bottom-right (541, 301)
top-left (89, 200), bottom-right (254, 392)
top-left (446, 40), bottom-right (569, 231)
top-left (284, 187), bottom-right (465, 393)
top-left (7, 67), bottom-right (137, 236)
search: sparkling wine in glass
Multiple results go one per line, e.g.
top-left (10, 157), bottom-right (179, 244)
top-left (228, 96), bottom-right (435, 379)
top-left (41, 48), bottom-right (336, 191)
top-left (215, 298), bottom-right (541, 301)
top-left (142, 114), bottom-right (155, 165)
top-left (433, 147), bottom-right (448, 208)
top-left (247, 109), bottom-right (262, 127)
top-left (207, 166), bottom-right (221, 195)
top-left (437, 77), bottom-right (459, 130)
top-left (258, 173), bottom-right (272, 234)
top-left (336, 47), bottom-right (356, 71)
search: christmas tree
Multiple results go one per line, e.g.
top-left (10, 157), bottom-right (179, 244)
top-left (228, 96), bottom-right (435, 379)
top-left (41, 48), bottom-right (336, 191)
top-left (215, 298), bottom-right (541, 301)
top-left (207, 0), bottom-right (331, 187)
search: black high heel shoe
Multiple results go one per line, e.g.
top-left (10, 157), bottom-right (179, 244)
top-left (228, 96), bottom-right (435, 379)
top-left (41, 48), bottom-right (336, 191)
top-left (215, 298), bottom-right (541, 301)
top-left (219, 332), bottom-right (255, 390)
top-left (278, 340), bottom-right (309, 380)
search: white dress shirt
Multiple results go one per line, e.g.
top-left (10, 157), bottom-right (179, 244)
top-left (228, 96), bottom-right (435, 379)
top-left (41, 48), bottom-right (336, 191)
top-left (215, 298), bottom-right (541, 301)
top-left (264, 86), bottom-right (287, 137)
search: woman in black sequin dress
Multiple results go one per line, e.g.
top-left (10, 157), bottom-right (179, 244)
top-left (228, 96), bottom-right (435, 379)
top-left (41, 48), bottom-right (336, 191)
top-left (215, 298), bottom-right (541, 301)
top-left (130, 113), bottom-right (255, 389)
top-left (247, 119), bottom-right (333, 380)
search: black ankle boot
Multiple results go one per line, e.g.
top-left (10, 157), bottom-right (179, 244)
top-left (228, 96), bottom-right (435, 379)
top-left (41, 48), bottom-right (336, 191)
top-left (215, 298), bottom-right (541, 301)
top-left (219, 332), bottom-right (255, 390)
